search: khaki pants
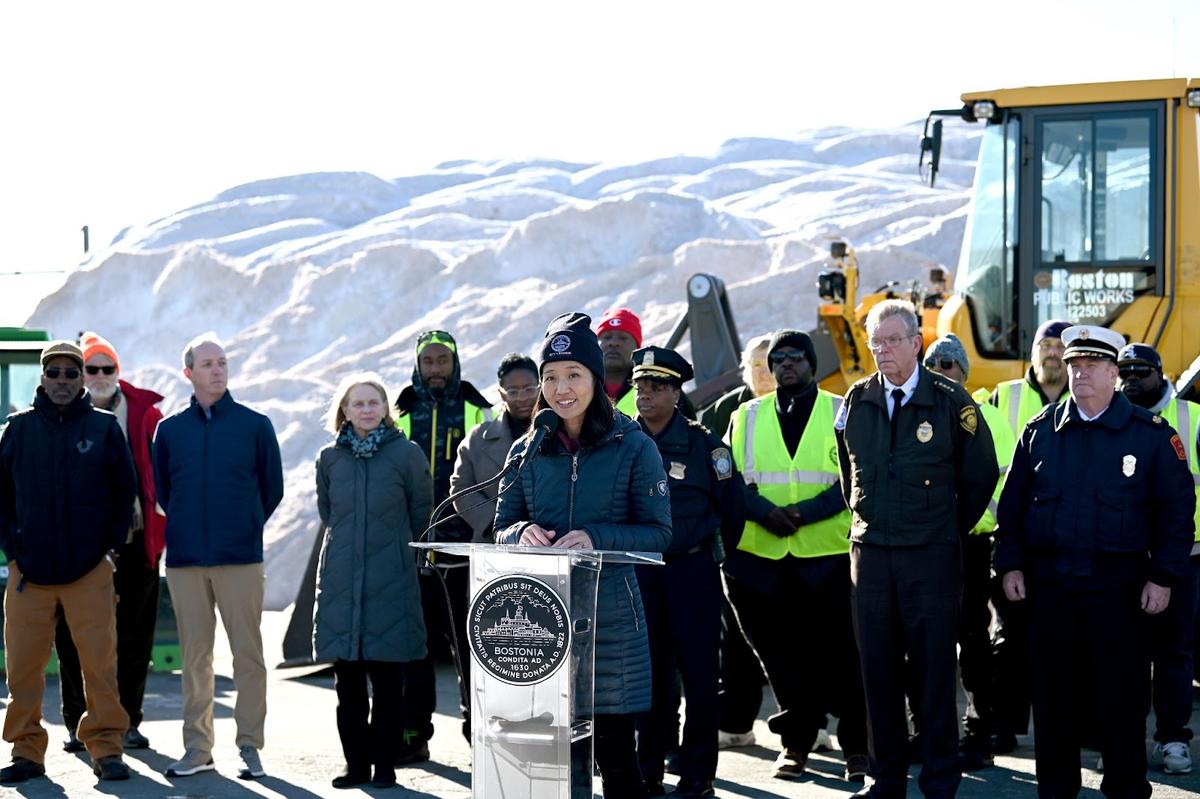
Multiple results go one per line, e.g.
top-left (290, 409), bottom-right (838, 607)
top-left (166, 563), bottom-right (266, 755)
top-left (3, 560), bottom-right (128, 763)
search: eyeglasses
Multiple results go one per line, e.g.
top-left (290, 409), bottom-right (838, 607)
top-left (937, 359), bottom-right (956, 371)
top-left (768, 350), bottom-right (807, 365)
top-left (1118, 365), bottom-right (1154, 379)
top-left (85, 365), bottom-right (116, 376)
top-left (44, 367), bottom-right (81, 380)
top-left (499, 386), bottom-right (540, 400)
top-left (868, 334), bottom-right (912, 352)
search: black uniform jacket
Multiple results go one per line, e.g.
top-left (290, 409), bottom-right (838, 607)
top-left (994, 393), bottom-right (1196, 588)
top-left (640, 410), bottom-right (745, 557)
top-left (836, 366), bottom-right (998, 546)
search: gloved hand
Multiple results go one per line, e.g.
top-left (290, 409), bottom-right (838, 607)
top-left (763, 507), bottom-right (798, 538)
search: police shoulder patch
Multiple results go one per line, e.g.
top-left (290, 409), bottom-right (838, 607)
top-left (711, 447), bottom-right (733, 480)
top-left (1171, 434), bottom-right (1187, 461)
top-left (959, 404), bottom-right (978, 434)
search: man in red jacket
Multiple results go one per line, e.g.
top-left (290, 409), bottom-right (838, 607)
top-left (56, 333), bottom-right (166, 753)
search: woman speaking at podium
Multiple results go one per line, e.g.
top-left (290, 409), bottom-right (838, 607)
top-left (494, 312), bottom-right (672, 799)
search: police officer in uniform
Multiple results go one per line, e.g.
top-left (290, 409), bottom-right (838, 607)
top-left (630, 346), bottom-right (745, 799)
top-left (995, 326), bottom-right (1196, 799)
top-left (1117, 342), bottom-right (1200, 775)
top-left (726, 329), bottom-right (869, 783)
top-left (836, 300), bottom-right (998, 799)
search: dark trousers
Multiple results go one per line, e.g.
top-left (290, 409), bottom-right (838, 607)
top-left (56, 550), bottom-right (159, 732)
top-left (595, 713), bottom-right (646, 798)
top-left (1028, 578), bottom-right (1150, 799)
top-left (991, 577), bottom-right (1031, 737)
top-left (636, 551), bottom-right (721, 784)
top-left (1153, 556), bottom-right (1200, 744)
top-left (407, 565), bottom-right (471, 742)
top-left (959, 535), bottom-right (994, 741)
top-left (718, 591), bottom-right (766, 734)
top-left (334, 659), bottom-right (406, 773)
top-left (851, 542), bottom-right (961, 799)
top-left (726, 553), bottom-right (868, 756)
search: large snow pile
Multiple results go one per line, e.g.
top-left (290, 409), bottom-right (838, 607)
top-left (28, 123), bottom-right (981, 610)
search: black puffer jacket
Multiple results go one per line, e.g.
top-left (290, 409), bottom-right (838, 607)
top-left (0, 388), bottom-right (136, 585)
top-left (494, 412), bottom-right (672, 714)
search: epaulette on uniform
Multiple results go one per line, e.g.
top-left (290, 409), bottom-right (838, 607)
top-left (929, 370), bottom-right (971, 405)
top-left (848, 375), bottom-right (874, 396)
top-left (687, 418), bottom-right (712, 435)
top-left (1129, 404), bottom-right (1166, 427)
top-left (1026, 403), bottom-right (1057, 426)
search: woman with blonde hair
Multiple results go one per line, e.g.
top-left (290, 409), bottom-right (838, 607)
top-left (314, 372), bottom-right (433, 789)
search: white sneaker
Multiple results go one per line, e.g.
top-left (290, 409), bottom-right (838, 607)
top-left (237, 746), bottom-right (265, 780)
top-left (164, 749), bottom-right (215, 777)
top-left (1157, 741), bottom-right (1193, 775)
top-left (717, 729), bottom-right (756, 749)
top-left (814, 728), bottom-right (833, 752)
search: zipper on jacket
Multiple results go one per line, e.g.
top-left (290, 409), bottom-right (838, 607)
top-left (429, 405), bottom-right (438, 482)
top-left (624, 576), bottom-right (639, 630)
top-left (202, 415), bottom-right (210, 563)
top-left (567, 453), bottom-right (579, 532)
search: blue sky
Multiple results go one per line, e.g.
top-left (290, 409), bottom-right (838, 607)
top-left (1, 0), bottom-right (1196, 323)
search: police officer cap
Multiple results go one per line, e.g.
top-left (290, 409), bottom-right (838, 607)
top-left (1061, 325), bottom-right (1125, 362)
top-left (631, 346), bottom-right (694, 386)
top-left (1116, 342), bottom-right (1163, 372)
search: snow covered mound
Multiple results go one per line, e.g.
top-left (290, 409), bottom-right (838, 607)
top-left (28, 123), bottom-right (980, 610)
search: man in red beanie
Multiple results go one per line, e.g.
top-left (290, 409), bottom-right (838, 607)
top-left (56, 333), bottom-right (166, 753)
top-left (596, 307), bottom-right (642, 417)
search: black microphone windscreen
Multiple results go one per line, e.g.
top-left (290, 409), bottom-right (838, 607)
top-left (533, 408), bottom-right (561, 436)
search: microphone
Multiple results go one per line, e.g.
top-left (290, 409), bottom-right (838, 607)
top-left (521, 408), bottom-right (560, 471)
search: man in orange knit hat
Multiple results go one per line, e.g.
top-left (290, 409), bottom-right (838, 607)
top-left (56, 333), bottom-right (166, 753)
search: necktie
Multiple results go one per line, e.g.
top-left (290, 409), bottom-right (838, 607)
top-left (889, 388), bottom-right (905, 450)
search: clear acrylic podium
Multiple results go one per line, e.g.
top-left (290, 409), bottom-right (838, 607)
top-left (413, 543), bottom-right (661, 799)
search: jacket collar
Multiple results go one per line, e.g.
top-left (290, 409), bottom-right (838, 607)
top-left (1053, 391), bottom-right (1133, 432)
top-left (480, 410), bottom-right (517, 441)
top-left (861, 365), bottom-right (933, 407)
top-left (640, 409), bottom-right (688, 448)
top-left (33, 386), bottom-right (91, 420)
top-left (189, 390), bottom-right (234, 418)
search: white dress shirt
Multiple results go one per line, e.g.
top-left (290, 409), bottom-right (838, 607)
top-left (883, 367), bottom-right (922, 419)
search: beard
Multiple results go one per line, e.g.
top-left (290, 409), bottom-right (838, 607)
top-left (88, 380), bottom-right (118, 402)
top-left (1035, 361), bottom-right (1063, 385)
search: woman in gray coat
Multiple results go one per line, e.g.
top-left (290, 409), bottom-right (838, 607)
top-left (315, 373), bottom-right (433, 789)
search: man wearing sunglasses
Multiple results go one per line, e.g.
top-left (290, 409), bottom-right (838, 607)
top-left (0, 341), bottom-right (137, 783)
top-left (725, 329), bottom-right (869, 783)
top-left (54, 333), bottom-right (166, 756)
top-left (1117, 343), bottom-right (1200, 776)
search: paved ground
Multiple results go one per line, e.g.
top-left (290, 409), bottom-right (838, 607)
top-left (1, 610), bottom-right (1197, 797)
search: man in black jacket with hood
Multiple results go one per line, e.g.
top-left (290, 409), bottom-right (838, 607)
top-left (394, 329), bottom-right (492, 757)
top-left (0, 341), bottom-right (137, 783)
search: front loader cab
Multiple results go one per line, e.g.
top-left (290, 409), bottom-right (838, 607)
top-left (926, 79), bottom-right (1197, 391)
top-left (0, 327), bottom-right (49, 424)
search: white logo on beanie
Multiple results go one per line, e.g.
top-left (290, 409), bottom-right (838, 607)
top-left (607, 318), bottom-right (622, 327)
top-left (550, 335), bottom-right (571, 354)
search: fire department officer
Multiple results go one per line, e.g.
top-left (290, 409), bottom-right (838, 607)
top-left (631, 346), bottom-right (745, 799)
top-left (836, 300), bottom-right (998, 799)
top-left (995, 325), bottom-right (1195, 799)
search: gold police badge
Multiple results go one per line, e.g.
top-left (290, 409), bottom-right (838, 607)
top-left (916, 421), bottom-right (933, 443)
top-left (1122, 454), bottom-right (1136, 477)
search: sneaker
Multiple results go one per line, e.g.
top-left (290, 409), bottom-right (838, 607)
top-left (396, 740), bottom-right (430, 767)
top-left (669, 778), bottom-right (715, 797)
top-left (814, 728), bottom-right (833, 752)
top-left (1157, 741), bottom-right (1193, 775)
top-left (717, 729), bottom-right (755, 749)
top-left (165, 749), bottom-right (215, 777)
top-left (92, 755), bottom-right (131, 781)
top-left (845, 753), bottom-right (870, 782)
top-left (772, 749), bottom-right (807, 780)
top-left (0, 758), bottom-right (46, 784)
top-left (331, 766), bottom-right (371, 788)
top-left (238, 745), bottom-right (265, 779)
top-left (63, 730), bottom-right (86, 753)
top-left (123, 727), bottom-right (151, 750)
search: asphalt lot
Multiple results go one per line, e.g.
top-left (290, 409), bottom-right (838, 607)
top-left (0, 610), bottom-right (1196, 798)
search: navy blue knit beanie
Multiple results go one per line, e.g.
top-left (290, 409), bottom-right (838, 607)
top-left (540, 312), bottom-right (606, 383)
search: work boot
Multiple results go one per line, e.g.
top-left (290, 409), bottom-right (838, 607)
top-left (0, 758), bottom-right (46, 784)
top-left (371, 764), bottom-right (397, 788)
top-left (772, 749), bottom-right (807, 780)
top-left (331, 765), bottom-right (371, 788)
top-left (123, 727), bottom-right (151, 750)
top-left (92, 755), bottom-right (131, 781)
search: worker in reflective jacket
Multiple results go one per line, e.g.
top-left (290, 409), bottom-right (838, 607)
top-left (725, 329), bottom-right (869, 784)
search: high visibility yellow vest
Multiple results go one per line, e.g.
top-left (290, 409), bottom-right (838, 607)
top-left (729, 390), bottom-right (850, 559)
top-left (616, 389), bottom-right (637, 418)
top-left (971, 388), bottom-right (1015, 535)
top-left (1159, 397), bottom-right (1200, 541)
top-left (993, 378), bottom-right (1067, 436)
top-left (397, 401), bottom-right (492, 481)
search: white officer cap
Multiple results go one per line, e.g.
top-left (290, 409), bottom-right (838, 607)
top-left (1061, 325), bottom-right (1125, 362)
